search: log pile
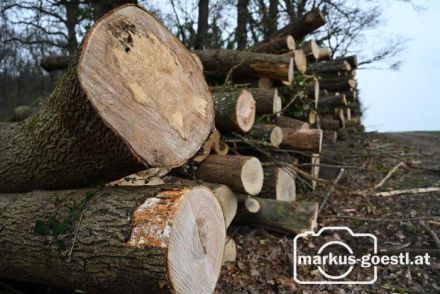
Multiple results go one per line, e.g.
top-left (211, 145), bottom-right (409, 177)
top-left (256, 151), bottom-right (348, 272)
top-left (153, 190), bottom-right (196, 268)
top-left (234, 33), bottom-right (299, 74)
top-left (2, 4), bottom-right (365, 293)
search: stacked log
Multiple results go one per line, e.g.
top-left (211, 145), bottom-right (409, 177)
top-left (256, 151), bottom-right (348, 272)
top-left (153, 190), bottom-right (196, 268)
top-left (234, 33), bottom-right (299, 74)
top-left (7, 5), bottom-right (367, 292)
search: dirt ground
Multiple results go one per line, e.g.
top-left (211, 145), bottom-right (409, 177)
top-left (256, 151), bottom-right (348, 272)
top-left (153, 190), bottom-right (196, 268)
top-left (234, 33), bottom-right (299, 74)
top-left (216, 130), bottom-right (440, 294)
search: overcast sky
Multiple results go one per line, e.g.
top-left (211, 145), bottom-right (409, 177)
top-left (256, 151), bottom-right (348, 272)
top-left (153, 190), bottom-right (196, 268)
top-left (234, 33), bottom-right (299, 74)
top-left (358, 1), bottom-right (440, 132)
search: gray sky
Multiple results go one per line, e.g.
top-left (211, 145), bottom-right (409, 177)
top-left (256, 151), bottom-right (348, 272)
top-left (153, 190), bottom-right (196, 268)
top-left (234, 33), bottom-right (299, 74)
top-left (359, 1), bottom-right (440, 132)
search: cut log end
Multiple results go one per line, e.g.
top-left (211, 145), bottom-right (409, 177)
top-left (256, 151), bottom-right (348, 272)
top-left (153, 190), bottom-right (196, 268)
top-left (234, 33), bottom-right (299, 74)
top-left (241, 157), bottom-right (264, 195)
top-left (286, 35), bottom-right (296, 50)
top-left (245, 197), bottom-right (261, 213)
top-left (166, 187), bottom-right (225, 293)
top-left (276, 168), bottom-right (296, 202)
top-left (236, 90), bottom-right (256, 133)
top-left (273, 89), bottom-right (282, 115)
top-left (288, 57), bottom-right (295, 83)
top-left (270, 126), bottom-right (284, 148)
top-left (78, 5), bottom-right (213, 168)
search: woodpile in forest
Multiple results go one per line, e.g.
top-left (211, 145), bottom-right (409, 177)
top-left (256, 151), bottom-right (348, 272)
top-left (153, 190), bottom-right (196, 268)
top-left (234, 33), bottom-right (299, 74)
top-left (1, 4), bottom-right (363, 293)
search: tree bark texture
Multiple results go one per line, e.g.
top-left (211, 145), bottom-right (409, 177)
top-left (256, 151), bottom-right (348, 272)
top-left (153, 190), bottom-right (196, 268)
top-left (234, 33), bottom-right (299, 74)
top-left (0, 186), bottom-right (225, 293)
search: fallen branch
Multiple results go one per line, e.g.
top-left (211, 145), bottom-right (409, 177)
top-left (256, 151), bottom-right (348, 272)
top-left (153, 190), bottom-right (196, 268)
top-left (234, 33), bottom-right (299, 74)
top-left (419, 221), bottom-right (440, 249)
top-left (319, 168), bottom-right (345, 213)
top-left (373, 161), bottom-right (405, 190)
top-left (372, 187), bottom-right (440, 197)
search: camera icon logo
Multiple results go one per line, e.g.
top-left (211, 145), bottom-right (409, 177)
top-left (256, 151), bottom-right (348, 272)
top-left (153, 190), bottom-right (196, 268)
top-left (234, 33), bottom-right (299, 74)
top-left (293, 226), bottom-right (378, 284)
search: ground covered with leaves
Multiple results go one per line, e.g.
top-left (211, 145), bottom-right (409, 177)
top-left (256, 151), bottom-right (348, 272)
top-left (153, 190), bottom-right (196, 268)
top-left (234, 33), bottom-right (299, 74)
top-left (216, 131), bottom-right (440, 294)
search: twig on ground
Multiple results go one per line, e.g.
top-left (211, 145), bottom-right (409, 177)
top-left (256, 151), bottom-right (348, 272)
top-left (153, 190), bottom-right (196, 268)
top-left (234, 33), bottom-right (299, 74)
top-left (322, 215), bottom-right (440, 222)
top-left (372, 187), bottom-right (440, 197)
top-left (373, 161), bottom-right (405, 190)
top-left (419, 220), bottom-right (440, 249)
top-left (319, 168), bottom-right (345, 213)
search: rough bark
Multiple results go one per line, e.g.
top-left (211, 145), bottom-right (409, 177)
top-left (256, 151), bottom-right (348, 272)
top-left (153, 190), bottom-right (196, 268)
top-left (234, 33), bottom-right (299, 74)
top-left (281, 128), bottom-right (323, 153)
top-left (1, 5), bottom-right (214, 193)
top-left (0, 186), bottom-right (225, 293)
top-left (251, 35), bottom-right (295, 54)
top-left (246, 88), bottom-right (282, 115)
top-left (212, 89), bottom-right (256, 133)
top-left (318, 94), bottom-right (347, 110)
top-left (249, 124), bottom-right (283, 147)
top-left (194, 49), bottom-right (294, 83)
top-left (306, 60), bottom-right (351, 75)
top-left (301, 40), bottom-right (319, 61)
top-left (260, 164), bottom-right (296, 202)
top-left (320, 78), bottom-right (356, 92)
top-left (270, 8), bottom-right (325, 40)
top-left (275, 116), bottom-right (309, 131)
top-left (319, 117), bottom-right (341, 131)
top-left (334, 55), bottom-right (358, 69)
top-left (235, 199), bottom-right (319, 234)
top-left (190, 155), bottom-right (264, 195)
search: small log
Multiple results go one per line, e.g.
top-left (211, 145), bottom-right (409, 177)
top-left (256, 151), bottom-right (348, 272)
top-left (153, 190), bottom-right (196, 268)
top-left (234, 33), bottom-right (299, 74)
top-left (260, 165), bottom-right (296, 202)
top-left (276, 115), bottom-right (309, 131)
top-left (320, 77), bottom-right (356, 91)
top-left (281, 128), bottom-right (323, 153)
top-left (308, 109), bottom-right (318, 125)
top-left (252, 35), bottom-right (296, 54)
top-left (271, 8), bottom-right (326, 40)
top-left (317, 47), bottom-right (331, 61)
top-left (334, 55), bottom-right (358, 69)
top-left (235, 199), bottom-right (319, 234)
top-left (194, 49), bottom-right (294, 83)
top-left (0, 186), bottom-right (225, 293)
top-left (307, 77), bottom-right (320, 108)
top-left (213, 89), bottom-right (256, 133)
top-left (318, 94), bottom-right (347, 109)
top-left (197, 182), bottom-right (238, 228)
top-left (258, 77), bottom-right (274, 89)
top-left (306, 60), bottom-right (351, 74)
top-left (249, 124), bottom-right (283, 147)
top-left (323, 130), bottom-right (338, 144)
top-left (335, 108), bottom-right (346, 128)
top-left (285, 49), bottom-right (307, 74)
top-left (298, 153), bottom-right (320, 190)
top-left (223, 236), bottom-right (237, 263)
top-left (319, 117), bottom-right (341, 131)
top-left (301, 40), bottom-right (319, 61)
top-left (193, 155), bottom-right (264, 195)
top-left (1, 5), bottom-right (214, 193)
top-left (247, 88), bottom-right (282, 115)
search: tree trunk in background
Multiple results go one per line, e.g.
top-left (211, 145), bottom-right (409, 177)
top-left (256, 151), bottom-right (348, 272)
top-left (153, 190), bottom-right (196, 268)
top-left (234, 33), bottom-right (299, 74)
top-left (195, 0), bottom-right (209, 49)
top-left (236, 0), bottom-right (249, 50)
top-left (88, 0), bottom-right (138, 20)
top-left (64, 0), bottom-right (80, 54)
top-left (266, 0), bottom-right (279, 40)
top-left (0, 186), bottom-right (225, 294)
top-left (271, 8), bottom-right (325, 40)
top-left (0, 5), bottom-right (214, 193)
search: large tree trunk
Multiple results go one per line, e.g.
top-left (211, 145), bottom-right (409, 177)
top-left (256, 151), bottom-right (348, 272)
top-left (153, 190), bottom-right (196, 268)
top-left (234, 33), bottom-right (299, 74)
top-left (1, 5), bottom-right (214, 193)
top-left (212, 89), bottom-right (256, 133)
top-left (235, 198), bottom-right (318, 234)
top-left (0, 186), bottom-right (225, 293)
top-left (193, 49), bottom-right (294, 83)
